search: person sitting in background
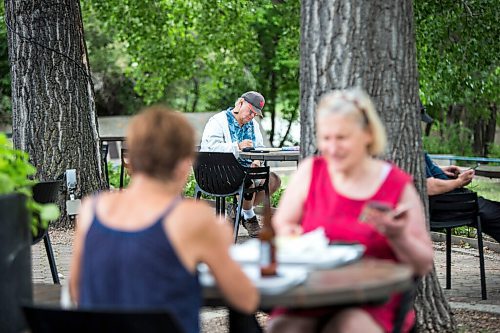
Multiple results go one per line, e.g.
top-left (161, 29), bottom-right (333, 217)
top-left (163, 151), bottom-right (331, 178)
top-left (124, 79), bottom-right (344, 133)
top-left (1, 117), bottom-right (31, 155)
top-left (200, 91), bottom-right (281, 237)
top-left (69, 106), bottom-right (258, 333)
top-left (269, 88), bottom-right (433, 333)
top-left (420, 106), bottom-right (500, 243)
top-left (425, 152), bottom-right (500, 243)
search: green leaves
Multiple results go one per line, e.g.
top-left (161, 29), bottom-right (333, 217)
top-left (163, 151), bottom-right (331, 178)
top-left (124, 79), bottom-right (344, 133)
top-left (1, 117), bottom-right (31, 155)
top-left (0, 134), bottom-right (36, 195)
top-left (0, 133), bottom-right (60, 233)
top-left (415, 0), bottom-right (499, 110)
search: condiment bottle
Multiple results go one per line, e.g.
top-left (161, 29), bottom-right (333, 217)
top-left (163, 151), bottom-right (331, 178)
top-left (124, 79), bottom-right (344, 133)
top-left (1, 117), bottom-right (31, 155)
top-left (259, 201), bottom-right (277, 277)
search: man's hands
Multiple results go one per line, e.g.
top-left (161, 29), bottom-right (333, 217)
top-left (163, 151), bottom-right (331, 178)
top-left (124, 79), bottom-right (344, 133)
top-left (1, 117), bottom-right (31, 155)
top-left (250, 160), bottom-right (262, 168)
top-left (441, 165), bottom-right (461, 178)
top-left (238, 139), bottom-right (253, 150)
top-left (440, 165), bottom-right (474, 187)
top-left (456, 169), bottom-right (474, 187)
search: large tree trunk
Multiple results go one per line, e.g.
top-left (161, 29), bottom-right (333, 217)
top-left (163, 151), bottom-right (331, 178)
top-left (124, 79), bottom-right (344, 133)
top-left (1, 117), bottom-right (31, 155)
top-left (5, 0), bottom-right (106, 228)
top-left (300, 0), bottom-right (455, 331)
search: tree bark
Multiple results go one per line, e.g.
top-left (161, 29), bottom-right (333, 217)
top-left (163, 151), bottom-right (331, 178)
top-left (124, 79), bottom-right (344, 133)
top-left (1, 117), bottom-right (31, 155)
top-left (300, 0), bottom-right (455, 331)
top-left (5, 0), bottom-right (106, 228)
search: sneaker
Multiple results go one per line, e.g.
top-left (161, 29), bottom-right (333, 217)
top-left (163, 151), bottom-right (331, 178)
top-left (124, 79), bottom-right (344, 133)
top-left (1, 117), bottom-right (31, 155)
top-left (242, 216), bottom-right (261, 238)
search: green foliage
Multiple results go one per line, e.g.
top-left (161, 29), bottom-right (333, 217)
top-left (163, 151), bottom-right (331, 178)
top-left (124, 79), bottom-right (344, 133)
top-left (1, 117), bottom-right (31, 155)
top-left (107, 165), bottom-right (197, 198)
top-left (450, 226), bottom-right (476, 238)
top-left (107, 162), bottom-right (130, 189)
top-left (81, 0), bottom-right (300, 145)
top-left (416, 0), bottom-right (499, 104)
top-left (467, 178), bottom-right (500, 202)
top-left (0, 133), bottom-right (59, 233)
top-left (183, 172), bottom-right (197, 198)
top-left (271, 187), bottom-right (284, 208)
top-left (423, 122), bottom-right (473, 156)
top-left (486, 143), bottom-right (500, 159)
top-left (415, 0), bottom-right (499, 123)
top-left (81, 7), bottom-right (145, 116)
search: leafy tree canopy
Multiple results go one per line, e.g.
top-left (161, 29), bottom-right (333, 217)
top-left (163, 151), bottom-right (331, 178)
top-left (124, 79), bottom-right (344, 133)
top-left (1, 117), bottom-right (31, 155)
top-left (415, 0), bottom-right (499, 118)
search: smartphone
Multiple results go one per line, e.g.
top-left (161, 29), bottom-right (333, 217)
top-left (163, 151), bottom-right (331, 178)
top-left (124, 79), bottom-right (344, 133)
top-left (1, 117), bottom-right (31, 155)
top-left (359, 201), bottom-right (391, 222)
top-left (366, 201), bottom-right (391, 213)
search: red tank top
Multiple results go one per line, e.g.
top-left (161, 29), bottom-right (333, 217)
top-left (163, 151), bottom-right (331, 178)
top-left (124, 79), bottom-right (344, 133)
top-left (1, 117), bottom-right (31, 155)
top-left (301, 157), bottom-right (415, 332)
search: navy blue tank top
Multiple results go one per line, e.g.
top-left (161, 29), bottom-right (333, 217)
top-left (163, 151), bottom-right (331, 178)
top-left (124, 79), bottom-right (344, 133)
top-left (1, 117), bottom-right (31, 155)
top-left (79, 196), bottom-right (201, 333)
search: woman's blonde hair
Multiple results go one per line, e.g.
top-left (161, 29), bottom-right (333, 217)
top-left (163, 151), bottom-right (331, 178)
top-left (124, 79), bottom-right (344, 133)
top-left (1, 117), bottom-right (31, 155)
top-left (126, 106), bottom-right (195, 181)
top-left (316, 87), bottom-right (387, 156)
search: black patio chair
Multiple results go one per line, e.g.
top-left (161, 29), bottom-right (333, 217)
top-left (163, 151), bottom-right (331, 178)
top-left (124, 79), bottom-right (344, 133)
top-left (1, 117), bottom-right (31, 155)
top-left (193, 152), bottom-right (270, 242)
top-left (32, 180), bottom-right (62, 284)
top-left (22, 305), bottom-right (184, 333)
top-left (429, 190), bottom-right (487, 300)
top-left (392, 277), bottom-right (419, 333)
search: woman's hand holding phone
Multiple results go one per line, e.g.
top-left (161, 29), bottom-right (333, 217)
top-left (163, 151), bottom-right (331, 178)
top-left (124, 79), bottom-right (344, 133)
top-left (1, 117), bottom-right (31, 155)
top-left (359, 201), bottom-right (410, 238)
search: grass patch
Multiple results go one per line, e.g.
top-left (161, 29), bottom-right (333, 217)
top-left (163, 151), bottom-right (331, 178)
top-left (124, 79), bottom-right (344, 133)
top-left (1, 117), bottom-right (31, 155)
top-left (467, 178), bottom-right (500, 202)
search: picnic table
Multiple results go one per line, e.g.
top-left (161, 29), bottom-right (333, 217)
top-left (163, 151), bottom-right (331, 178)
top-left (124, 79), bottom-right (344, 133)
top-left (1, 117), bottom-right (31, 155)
top-left (239, 149), bottom-right (300, 166)
top-left (474, 165), bottom-right (500, 179)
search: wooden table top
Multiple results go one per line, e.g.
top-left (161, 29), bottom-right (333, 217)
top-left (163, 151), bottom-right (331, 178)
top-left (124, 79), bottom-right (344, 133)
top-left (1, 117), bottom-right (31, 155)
top-left (474, 165), bottom-right (500, 179)
top-left (99, 136), bottom-right (125, 142)
top-left (239, 151), bottom-right (300, 162)
top-left (33, 259), bottom-right (413, 310)
top-left (204, 259), bottom-right (413, 309)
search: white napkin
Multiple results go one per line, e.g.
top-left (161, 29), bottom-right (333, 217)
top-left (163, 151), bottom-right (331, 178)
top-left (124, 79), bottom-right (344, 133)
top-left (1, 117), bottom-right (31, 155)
top-left (276, 227), bottom-right (329, 258)
top-left (230, 227), bottom-right (365, 269)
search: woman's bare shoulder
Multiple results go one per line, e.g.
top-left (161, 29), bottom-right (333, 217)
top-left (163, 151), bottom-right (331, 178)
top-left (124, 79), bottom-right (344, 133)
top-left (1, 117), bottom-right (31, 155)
top-left (176, 198), bottom-right (217, 225)
top-left (172, 198), bottom-right (230, 246)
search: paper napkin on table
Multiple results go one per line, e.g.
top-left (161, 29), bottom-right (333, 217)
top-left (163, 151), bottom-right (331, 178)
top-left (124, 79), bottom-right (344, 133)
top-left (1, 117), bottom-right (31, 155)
top-left (276, 227), bottom-right (329, 257)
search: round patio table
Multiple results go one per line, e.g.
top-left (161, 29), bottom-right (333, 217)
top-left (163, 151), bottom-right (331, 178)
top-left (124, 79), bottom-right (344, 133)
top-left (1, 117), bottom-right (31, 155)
top-left (203, 258), bottom-right (413, 310)
top-left (34, 259), bottom-right (413, 309)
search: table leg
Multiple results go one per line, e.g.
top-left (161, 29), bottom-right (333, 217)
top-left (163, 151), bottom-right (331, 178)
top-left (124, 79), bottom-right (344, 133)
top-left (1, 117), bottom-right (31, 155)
top-left (228, 308), bottom-right (262, 333)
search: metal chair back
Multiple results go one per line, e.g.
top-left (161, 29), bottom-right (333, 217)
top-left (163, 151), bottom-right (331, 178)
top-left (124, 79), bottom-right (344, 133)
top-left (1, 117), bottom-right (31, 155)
top-left (32, 180), bottom-right (62, 284)
top-left (22, 305), bottom-right (184, 333)
top-left (194, 152), bottom-right (246, 196)
top-left (193, 152), bottom-right (270, 242)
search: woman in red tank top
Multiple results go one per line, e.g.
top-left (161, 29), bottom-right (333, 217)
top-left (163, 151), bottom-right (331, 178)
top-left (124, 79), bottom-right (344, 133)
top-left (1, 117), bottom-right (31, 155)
top-left (268, 88), bottom-right (433, 333)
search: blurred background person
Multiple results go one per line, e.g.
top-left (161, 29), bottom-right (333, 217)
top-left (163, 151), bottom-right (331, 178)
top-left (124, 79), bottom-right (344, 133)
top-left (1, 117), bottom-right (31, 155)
top-left (200, 91), bottom-right (281, 237)
top-left (421, 107), bottom-right (500, 243)
top-left (269, 88), bottom-right (433, 333)
top-left (70, 106), bottom-right (258, 333)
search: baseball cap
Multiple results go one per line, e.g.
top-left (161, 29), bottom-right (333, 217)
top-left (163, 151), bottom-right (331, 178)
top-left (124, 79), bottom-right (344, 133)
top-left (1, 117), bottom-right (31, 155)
top-left (241, 91), bottom-right (265, 117)
top-left (420, 101), bottom-right (433, 123)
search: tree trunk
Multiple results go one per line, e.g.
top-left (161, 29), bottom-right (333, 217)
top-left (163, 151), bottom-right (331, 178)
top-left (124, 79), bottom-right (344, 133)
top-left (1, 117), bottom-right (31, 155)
top-left (300, 0), bottom-right (455, 331)
top-left (5, 0), bottom-right (106, 228)
top-left (472, 103), bottom-right (497, 157)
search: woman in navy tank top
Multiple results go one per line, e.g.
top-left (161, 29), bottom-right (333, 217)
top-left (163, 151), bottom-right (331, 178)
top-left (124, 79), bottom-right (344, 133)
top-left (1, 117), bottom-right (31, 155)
top-left (69, 106), bottom-right (258, 333)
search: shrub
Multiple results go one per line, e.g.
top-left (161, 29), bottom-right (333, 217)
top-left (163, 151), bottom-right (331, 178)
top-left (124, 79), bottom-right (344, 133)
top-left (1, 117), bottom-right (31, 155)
top-left (0, 133), bottom-right (59, 233)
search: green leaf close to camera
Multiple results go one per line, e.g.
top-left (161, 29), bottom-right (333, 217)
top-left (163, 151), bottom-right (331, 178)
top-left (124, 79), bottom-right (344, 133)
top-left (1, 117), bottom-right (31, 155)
top-left (39, 204), bottom-right (60, 222)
